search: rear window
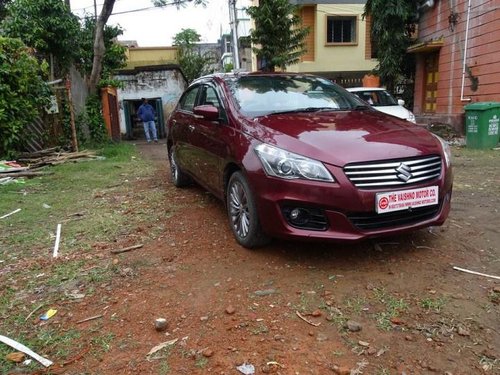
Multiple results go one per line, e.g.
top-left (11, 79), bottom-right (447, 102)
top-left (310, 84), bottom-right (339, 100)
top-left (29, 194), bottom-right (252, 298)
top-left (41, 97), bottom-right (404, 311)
top-left (353, 90), bottom-right (398, 107)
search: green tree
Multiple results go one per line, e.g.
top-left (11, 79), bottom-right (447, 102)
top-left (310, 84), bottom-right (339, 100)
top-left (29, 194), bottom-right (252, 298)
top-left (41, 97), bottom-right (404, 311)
top-left (173, 28), bottom-right (215, 83)
top-left (247, 0), bottom-right (309, 72)
top-left (87, 0), bottom-right (206, 94)
top-left (88, 0), bottom-right (116, 94)
top-left (0, 37), bottom-right (50, 156)
top-left (0, 0), bottom-right (10, 20)
top-left (1, 0), bottom-right (81, 72)
top-left (364, 0), bottom-right (418, 92)
top-left (78, 16), bottom-right (127, 83)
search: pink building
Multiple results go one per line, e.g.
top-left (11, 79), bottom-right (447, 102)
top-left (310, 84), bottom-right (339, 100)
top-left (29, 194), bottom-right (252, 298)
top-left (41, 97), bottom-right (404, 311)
top-left (409, 0), bottom-right (500, 131)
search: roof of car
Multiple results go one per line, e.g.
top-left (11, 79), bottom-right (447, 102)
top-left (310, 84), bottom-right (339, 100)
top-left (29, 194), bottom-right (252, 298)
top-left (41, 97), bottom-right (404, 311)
top-left (193, 71), bottom-right (328, 83)
top-left (346, 87), bottom-right (387, 92)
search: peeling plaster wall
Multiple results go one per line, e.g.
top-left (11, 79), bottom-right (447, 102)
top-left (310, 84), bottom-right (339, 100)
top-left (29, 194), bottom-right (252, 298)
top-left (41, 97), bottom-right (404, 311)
top-left (115, 69), bottom-right (187, 135)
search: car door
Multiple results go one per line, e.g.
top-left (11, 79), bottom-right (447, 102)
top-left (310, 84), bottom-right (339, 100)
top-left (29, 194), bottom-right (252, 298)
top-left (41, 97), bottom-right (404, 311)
top-left (169, 85), bottom-right (200, 175)
top-left (188, 83), bottom-right (233, 197)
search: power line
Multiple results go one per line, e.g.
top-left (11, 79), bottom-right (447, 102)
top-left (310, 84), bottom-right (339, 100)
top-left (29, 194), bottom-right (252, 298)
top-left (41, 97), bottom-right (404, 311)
top-left (72, 0), bottom-right (183, 17)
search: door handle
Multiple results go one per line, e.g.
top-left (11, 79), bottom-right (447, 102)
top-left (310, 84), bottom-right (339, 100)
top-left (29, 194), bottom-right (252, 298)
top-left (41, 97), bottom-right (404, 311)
top-left (188, 125), bottom-right (195, 132)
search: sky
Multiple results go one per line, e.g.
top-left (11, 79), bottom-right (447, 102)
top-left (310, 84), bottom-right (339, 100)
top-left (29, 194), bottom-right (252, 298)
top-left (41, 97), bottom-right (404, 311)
top-left (70, 0), bottom-right (233, 46)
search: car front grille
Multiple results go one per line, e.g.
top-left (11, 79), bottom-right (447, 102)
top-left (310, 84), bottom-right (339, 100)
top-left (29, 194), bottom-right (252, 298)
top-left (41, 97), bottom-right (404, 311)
top-left (348, 202), bottom-right (441, 230)
top-left (344, 155), bottom-right (442, 189)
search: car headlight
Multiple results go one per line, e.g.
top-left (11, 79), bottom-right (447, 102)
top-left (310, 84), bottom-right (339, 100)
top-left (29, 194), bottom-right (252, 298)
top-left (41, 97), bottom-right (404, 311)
top-left (432, 134), bottom-right (452, 168)
top-left (254, 144), bottom-right (335, 182)
top-left (407, 112), bottom-right (416, 123)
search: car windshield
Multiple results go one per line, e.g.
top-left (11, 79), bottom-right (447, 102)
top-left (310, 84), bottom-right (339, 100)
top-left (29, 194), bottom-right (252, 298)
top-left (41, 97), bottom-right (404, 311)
top-left (351, 90), bottom-right (398, 107)
top-left (226, 75), bottom-right (364, 117)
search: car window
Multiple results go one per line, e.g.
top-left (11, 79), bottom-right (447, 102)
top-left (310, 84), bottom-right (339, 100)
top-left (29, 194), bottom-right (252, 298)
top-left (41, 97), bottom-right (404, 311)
top-left (226, 75), bottom-right (363, 117)
top-left (355, 90), bottom-right (398, 107)
top-left (179, 86), bottom-right (199, 112)
top-left (199, 86), bottom-right (221, 108)
top-left (199, 85), bottom-right (228, 123)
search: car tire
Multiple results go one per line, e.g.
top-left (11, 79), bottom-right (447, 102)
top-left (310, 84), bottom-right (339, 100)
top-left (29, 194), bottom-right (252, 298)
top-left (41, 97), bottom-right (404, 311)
top-left (169, 147), bottom-right (191, 187)
top-left (226, 171), bottom-right (270, 248)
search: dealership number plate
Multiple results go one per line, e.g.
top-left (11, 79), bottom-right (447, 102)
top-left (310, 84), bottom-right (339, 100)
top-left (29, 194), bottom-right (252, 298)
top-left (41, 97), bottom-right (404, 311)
top-left (376, 186), bottom-right (439, 214)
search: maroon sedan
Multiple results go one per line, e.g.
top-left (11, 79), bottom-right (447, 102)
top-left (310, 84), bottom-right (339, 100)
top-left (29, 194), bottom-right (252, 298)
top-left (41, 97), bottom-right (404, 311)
top-left (167, 73), bottom-right (452, 248)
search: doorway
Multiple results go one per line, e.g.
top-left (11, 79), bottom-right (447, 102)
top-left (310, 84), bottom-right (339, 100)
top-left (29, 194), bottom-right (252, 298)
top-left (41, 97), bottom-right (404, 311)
top-left (124, 98), bottom-right (166, 140)
top-left (423, 52), bottom-right (439, 113)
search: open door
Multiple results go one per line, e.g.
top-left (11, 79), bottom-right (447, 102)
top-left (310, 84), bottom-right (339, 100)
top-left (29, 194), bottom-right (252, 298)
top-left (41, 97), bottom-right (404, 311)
top-left (154, 99), bottom-right (165, 138)
top-left (123, 98), bottom-right (165, 140)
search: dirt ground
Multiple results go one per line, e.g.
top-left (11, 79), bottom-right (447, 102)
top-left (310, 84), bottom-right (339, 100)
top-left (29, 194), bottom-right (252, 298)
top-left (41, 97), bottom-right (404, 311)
top-left (52, 141), bottom-right (499, 374)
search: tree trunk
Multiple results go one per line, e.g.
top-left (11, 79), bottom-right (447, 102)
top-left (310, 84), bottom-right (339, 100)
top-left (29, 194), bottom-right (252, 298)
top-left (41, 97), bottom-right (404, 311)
top-left (88, 0), bottom-right (116, 95)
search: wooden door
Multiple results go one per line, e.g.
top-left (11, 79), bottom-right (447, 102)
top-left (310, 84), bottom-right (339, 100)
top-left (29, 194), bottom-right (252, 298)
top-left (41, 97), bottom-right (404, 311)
top-left (424, 52), bottom-right (439, 113)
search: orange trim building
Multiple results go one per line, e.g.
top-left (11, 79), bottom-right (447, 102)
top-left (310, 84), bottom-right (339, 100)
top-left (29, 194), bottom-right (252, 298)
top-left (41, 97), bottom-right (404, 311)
top-left (410, 0), bottom-right (500, 131)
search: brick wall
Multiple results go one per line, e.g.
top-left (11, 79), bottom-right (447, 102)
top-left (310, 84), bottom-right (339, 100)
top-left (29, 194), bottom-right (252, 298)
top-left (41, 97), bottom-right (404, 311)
top-left (413, 0), bottom-right (500, 131)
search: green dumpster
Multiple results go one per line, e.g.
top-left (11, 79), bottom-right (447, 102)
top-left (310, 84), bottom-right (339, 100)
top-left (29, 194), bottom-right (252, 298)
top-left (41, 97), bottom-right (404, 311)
top-left (464, 102), bottom-right (500, 149)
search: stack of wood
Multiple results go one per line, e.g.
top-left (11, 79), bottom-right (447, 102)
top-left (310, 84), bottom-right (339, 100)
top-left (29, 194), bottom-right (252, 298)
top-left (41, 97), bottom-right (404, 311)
top-left (0, 147), bottom-right (101, 182)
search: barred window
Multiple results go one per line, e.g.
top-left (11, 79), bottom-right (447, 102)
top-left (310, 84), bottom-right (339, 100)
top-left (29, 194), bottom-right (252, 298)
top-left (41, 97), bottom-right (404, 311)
top-left (327, 16), bottom-right (357, 44)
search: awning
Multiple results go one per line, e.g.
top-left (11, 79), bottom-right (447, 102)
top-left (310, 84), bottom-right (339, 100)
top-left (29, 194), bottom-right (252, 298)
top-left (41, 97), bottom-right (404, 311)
top-left (407, 39), bottom-right (444, 54)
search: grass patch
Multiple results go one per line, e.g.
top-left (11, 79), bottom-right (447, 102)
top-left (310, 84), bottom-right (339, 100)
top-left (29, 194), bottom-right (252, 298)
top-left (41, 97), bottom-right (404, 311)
top-left (0, 143), bottom-right (167, 371)
top-left (420, 297), bottom-right (447, 313)
top-left (345, 296), bottom-right (368, 314)
top-left (195, 356), bottom-right (209, 368)
top-left (372, 287), bottom-right (409, 331)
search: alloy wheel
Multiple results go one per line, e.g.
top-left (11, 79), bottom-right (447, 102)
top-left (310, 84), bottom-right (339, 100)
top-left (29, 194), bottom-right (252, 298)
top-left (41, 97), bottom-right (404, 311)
top-left (229, 181), bottom-right (250, 238)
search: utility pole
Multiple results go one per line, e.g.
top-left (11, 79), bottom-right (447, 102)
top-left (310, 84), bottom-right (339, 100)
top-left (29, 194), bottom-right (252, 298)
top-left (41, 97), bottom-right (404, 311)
top-left (229, 0), bottom-right (240, 70)
top-left (94, 0), bottom-right (98, 20)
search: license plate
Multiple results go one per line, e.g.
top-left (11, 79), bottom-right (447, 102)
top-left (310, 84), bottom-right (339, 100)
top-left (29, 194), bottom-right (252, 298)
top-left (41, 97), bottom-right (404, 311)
top-left (376, 186), bottom-right (439, 214)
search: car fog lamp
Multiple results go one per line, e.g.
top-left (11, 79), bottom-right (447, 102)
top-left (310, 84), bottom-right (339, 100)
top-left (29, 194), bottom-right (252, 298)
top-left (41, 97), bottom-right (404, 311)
top-left (290, 208), bottom-right (301, 220)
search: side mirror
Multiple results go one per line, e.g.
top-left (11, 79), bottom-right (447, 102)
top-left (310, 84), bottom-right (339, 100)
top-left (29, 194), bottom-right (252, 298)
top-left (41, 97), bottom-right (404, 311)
top-left (398, 99), bottom-right (405, 106)
top-left (194, 105), bottom-right (219, 121)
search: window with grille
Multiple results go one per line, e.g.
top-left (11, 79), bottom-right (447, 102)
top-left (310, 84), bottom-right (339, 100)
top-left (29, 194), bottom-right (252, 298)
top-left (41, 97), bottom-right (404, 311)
top-left (326, 16), bottom-right (357, 44)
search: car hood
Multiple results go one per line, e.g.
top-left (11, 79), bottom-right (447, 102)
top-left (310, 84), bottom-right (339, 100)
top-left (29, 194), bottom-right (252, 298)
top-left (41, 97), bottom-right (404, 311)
top-left (374, 105), bottom-right (413, 121)
top-left (244, 110), bottom-right (441, 167)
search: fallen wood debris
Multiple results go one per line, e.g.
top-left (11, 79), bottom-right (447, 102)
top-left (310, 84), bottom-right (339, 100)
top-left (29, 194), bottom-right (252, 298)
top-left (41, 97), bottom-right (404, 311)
top-left (60, 346), bottom-right (90, 367)
top-left (53, 224), bottom-right (62, 258)
top-left (0, 334), bottom-right (53, 367)
top-left (25, 304), bottom-right (44, 322)
top-left (0, 208), bottom-right (21, 220)
top-left (0, 171), bottom-right (54, 178)
top-left (17, 150), bottom-right (100, 169)
top-left (110, 244), bottom-right (144, 254)
top-left (453, 266), bottom-right (500, 280)
top-left (296, 311), bottom-right (321, 327)
top-left (146, 338), bottom-right (178, 360)
top-left (0, 148), bottom-right (103, 184)
top-left (76, 314), bottom-right (103, 324)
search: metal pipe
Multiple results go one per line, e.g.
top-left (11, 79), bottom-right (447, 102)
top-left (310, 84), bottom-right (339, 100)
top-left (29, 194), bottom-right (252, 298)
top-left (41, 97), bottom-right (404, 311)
top-left (229, 0), bottom-right (240, 70)
top-left (460, 0), bottom-right (472, 101)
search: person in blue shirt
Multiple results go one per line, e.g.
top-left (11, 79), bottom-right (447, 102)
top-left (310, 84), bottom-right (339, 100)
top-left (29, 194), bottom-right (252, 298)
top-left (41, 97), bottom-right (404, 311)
top-left (137, 98), bottom-right (158, 143)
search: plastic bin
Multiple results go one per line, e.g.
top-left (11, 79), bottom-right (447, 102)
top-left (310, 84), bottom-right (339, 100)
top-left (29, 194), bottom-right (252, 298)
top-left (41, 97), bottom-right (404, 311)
top-left (464, 102), bottom-right (500, 149)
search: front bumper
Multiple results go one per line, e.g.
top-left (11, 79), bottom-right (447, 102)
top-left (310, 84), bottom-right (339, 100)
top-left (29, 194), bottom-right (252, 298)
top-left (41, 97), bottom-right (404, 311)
top-left (247, 164), bottom-right (453, 242)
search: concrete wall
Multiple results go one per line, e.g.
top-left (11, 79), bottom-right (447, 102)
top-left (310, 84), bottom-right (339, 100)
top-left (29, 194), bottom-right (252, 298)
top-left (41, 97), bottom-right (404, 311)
top-left (124, 47), bottom-right (178, 69)
top-left (115, 68), bottom-right (187, 135)
top-left (413, 0), bottom-right (500, 129)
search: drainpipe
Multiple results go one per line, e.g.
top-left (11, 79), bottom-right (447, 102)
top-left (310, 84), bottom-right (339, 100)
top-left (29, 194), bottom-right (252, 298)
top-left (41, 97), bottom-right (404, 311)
top-left (460, 0), bottom-right (472, 101)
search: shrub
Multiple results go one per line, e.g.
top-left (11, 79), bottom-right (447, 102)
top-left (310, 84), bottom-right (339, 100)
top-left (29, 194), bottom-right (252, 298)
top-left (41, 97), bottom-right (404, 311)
top-left (0, 36), bottom-right (51, 157)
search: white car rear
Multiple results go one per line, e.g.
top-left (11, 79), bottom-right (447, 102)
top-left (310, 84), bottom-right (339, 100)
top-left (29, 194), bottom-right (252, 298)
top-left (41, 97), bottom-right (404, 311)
top-left (347, 87), bottom-right (416, 123)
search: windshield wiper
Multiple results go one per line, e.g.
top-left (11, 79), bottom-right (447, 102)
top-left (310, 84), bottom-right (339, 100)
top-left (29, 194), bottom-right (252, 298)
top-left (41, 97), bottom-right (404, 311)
top-left (267, 107), bottom-right (338, 115)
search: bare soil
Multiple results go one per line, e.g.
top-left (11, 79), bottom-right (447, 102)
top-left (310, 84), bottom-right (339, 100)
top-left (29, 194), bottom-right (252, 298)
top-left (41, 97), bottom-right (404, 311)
top-left (47, 141), bottom-right (500, 374)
